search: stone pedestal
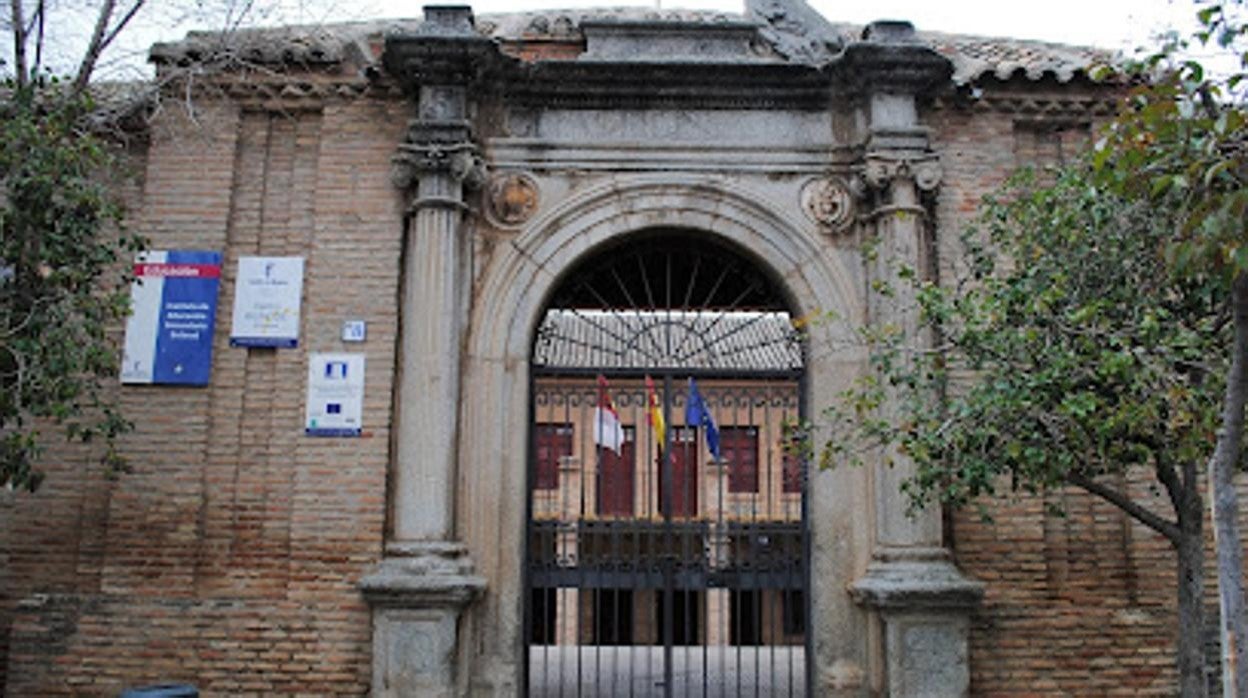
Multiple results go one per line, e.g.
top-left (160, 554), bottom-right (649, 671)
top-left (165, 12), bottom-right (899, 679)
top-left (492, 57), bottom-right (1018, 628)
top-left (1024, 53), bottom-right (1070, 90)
top-left (850, 548), bottom-right (983, 697)
top-left (360, 542), bottom-right (486, 697)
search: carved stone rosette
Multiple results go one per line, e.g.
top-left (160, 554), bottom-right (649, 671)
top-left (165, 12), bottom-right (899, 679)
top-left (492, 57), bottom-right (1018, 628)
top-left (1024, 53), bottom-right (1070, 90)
top-left (800, 175), bottom-right (857, 234)
top-left (484, 172), bottom-right (540, 227)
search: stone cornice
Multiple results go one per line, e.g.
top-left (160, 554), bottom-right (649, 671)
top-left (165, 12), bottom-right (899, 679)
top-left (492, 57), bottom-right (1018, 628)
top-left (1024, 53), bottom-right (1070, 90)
top-left (503, 60), bottom-right (830, 111)
top-left (156, 77), bottom-right (402, 109)
top-left (383, 7), bottom-right (513, 96)
top-left (929, 90), bottom-right (1120, 118)
top-left (381, 15), bottom-right (955, 112)
top-left (831, 21), bottom-right (953, 96)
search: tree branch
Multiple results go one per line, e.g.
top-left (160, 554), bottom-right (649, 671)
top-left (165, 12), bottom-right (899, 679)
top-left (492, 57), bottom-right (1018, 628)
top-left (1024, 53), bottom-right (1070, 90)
top-left (98, 0), bottom-right (146, 56)
top-left (9, 0), bottom-right (27, 88)
top-left (1065, 471), bottom-right (1180, 544)
top-left (71, 0), bottom-right (115, 95)
top-left (1154, 457), bottom-right (1185, 516)
top-left (31, 0), bottom-right (42, 77)
top-left (71, 0), bottom-right (148, 95)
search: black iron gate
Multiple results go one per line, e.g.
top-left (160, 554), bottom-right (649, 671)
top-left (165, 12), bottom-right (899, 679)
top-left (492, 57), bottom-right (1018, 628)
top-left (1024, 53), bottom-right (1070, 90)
top-left (524, 234), bottom-right (811, 697)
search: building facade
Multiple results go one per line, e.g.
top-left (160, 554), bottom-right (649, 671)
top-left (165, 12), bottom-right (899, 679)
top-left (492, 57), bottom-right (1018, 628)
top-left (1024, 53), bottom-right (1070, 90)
top-left (0, 2), bottom-right (1225, 696)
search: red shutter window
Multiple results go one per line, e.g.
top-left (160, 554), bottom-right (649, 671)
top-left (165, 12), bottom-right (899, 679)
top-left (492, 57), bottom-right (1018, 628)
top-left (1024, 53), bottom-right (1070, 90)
top-left (597, 426), bottom-right (635, 517)
top-left (535, 423), bottom-right (573, 490)
top-left (721, 426), bottom-right (759, 493)
top-left (782, 450), bottom-right (803, 493)
top-left (659, 427), bottom-right (700, 518)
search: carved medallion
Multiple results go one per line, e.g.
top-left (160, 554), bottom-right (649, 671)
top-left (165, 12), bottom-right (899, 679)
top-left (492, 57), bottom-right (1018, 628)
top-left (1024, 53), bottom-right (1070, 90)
top-left (486, 173), bottom-right (539, 226)
top-left (801, 176), bottom-right (856, 233)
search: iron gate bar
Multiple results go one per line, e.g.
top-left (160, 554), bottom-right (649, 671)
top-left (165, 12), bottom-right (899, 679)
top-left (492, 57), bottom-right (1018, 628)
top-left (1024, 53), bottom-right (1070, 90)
top-left (662, 373), bottom-right (674, 698)
top-left (526, 375), bottom-right (811, 697)
top-left (526, 231), bottom-right (812, 697)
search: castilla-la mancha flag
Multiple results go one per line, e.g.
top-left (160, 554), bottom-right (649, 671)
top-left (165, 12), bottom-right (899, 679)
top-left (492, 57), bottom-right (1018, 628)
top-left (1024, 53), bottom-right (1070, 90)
top-left (593, 374), bottom-right (626, 453)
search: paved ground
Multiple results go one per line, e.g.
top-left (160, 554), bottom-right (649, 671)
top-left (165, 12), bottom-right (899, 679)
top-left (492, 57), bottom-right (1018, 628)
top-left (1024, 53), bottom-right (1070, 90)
top-left (528, 645), bottom-right (807, 697)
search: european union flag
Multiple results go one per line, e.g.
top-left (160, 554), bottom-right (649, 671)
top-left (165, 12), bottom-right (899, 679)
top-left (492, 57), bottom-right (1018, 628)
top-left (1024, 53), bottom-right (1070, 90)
top-left (685, 378), bottom-right (720, 460)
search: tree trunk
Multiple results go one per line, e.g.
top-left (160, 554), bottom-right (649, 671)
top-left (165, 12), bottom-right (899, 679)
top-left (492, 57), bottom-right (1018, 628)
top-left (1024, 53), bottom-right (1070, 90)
top-left (1177, 509), bottom-right (1209, 698)
top-left (1211, 272), bottom-right (1248, 698)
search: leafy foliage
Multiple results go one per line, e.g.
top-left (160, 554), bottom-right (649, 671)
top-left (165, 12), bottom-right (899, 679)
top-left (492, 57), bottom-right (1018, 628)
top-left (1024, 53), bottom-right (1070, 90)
top-left (0, 83), bottom-right (145, 491)
top-left (1093, 3), bottom-right (1248, 278)
top-left (825, 165), bottom-right (1229, 533)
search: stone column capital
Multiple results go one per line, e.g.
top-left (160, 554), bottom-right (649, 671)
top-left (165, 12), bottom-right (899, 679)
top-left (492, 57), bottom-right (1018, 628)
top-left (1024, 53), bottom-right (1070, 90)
top-left (383, 7), bottom-right (501, 213)
top-left (860, 152), bottom-right (942, 196)
top-left (390, 140), bottom-right (487, 194)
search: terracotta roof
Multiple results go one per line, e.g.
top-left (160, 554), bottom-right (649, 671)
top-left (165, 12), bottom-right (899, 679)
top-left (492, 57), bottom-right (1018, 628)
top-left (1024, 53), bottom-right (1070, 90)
top-left (919, 29), bottom-right (1115, 85)
top-left (479, 8), bottom-right (748, 39)
top-left (148, 8), bottom-right (1117, 86)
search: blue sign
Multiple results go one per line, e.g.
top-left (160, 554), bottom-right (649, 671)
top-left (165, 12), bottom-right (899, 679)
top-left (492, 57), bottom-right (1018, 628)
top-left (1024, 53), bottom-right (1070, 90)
top-left (121, 250), bottom-right (222, 385)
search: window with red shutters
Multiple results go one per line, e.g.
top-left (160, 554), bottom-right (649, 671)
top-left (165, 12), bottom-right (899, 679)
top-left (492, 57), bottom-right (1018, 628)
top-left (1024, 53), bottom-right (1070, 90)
top-left (534, 423), bottom-right (573, 490)
top-left (782, 450), bottom-right (802, 494)
top-left (659, 427), bottom-right (699, 518)
top-left (721, 426), bottom-right (759, 493)
top-left (596, 426), bottom-right (635, 517)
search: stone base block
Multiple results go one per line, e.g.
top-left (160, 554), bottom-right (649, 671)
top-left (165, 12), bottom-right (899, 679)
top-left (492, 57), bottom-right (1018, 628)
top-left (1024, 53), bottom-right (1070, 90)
top-left (359, 541), bottom-right (486, 698)
top-left (850, 547), bottom-right (983, 698)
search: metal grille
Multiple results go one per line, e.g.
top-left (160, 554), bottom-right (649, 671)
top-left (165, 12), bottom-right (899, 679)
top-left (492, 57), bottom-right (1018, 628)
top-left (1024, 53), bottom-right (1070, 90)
top-left (525, 232), bottom-right (810, 697)
top-left (527, 378), bottom-right (808, 697)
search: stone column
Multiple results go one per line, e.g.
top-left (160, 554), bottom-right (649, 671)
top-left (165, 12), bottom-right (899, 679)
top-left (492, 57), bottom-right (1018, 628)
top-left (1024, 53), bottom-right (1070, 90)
top-left (704, 459), bottom-right (731, 646)
top-left (555, 455), bottom-right (581, 646)
top-left (360, 7), bottom-right (493, 697)
top-left (843, 20), bottom-right (983, 698)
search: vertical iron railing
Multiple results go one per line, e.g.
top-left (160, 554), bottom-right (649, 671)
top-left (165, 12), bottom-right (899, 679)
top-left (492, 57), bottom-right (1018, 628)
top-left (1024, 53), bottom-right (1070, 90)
top-left (525, 370), bottom-right (809, 697)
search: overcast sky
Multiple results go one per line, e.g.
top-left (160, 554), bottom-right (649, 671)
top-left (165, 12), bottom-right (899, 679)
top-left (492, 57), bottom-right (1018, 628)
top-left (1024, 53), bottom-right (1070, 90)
top-left (64, 0), bottom-right (1214, 81)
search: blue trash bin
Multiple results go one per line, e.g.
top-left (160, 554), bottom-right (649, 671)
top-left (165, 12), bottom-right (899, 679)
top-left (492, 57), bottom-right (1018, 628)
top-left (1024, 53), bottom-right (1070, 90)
top-left (119, 685), bottom-right (198, 698)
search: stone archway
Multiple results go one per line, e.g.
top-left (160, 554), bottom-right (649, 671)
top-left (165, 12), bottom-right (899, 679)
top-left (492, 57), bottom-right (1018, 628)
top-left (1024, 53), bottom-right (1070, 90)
top-left (367, 11), bottom-right (980, 695)
top-left (456, 174), bottom-right (874, 695)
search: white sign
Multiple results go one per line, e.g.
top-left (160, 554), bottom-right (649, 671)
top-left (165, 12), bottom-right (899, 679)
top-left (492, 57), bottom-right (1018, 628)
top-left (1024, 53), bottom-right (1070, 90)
top-left (230, 256), bottom-right (304, 348)
top-left (305, 353), bottom-right (365, 437)
top-left (341, 319), bottom-right (367, 343)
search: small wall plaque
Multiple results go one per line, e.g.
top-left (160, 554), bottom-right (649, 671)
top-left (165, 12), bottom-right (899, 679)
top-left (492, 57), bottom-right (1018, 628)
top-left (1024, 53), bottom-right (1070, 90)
top-left (342, 320), bottom-right (367, 343)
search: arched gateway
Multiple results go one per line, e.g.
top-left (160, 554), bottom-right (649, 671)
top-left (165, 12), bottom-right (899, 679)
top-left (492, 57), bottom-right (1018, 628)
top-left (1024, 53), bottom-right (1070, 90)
top-left (363, 8), bottom-right (983, 698)
top-left (526, 232), bottom-right (809, 695)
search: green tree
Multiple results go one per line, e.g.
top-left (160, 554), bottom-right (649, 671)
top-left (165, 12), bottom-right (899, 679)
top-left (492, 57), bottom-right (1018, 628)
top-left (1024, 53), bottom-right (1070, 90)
top-left (825, 166), bottom-right (1229, 696)
top-left (2, 0), bottom-right (152, 491)
top-left (0, 84), bottom-right (145, 491)
top-left (2, 0), bottom-right (346, 492)
top-left (1092, 4), bottom-right (1248, 695)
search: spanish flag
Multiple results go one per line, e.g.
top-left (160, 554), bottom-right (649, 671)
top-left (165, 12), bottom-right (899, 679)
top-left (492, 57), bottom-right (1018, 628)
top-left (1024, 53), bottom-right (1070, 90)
top-left (645, 375), bottom-right (666, 452)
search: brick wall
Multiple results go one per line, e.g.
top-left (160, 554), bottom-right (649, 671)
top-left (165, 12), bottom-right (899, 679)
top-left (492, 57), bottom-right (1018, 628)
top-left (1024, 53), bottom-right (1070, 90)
top-left (5, 68), bottom-right (1248, 697)
top-left (0, 91), bottom-right (407, 696)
